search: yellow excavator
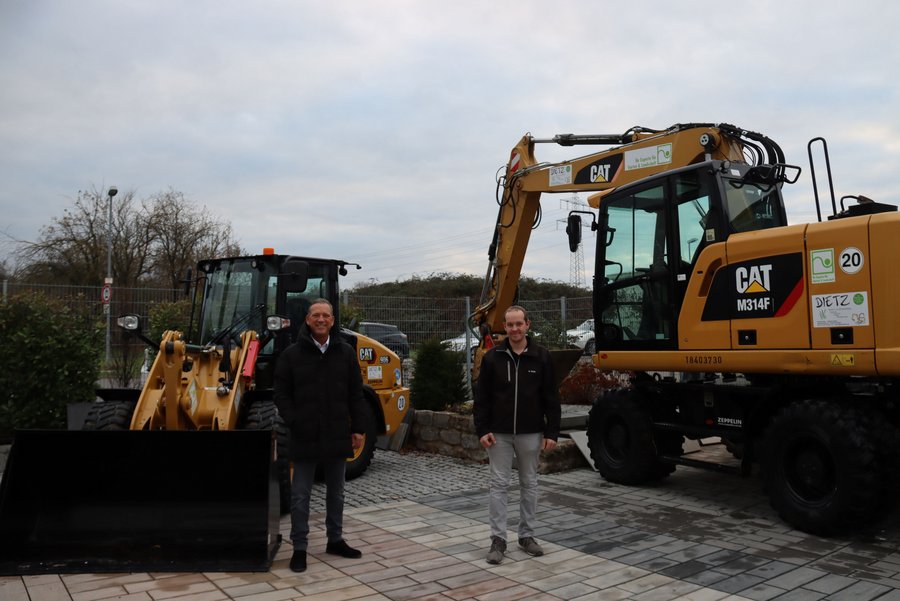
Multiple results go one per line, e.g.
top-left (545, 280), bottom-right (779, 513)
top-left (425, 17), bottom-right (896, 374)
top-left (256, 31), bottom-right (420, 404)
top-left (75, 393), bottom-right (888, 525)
top-left (473, 122), bottom-right (899, 535)
top-left (0, 251), bottom-right (410, 574)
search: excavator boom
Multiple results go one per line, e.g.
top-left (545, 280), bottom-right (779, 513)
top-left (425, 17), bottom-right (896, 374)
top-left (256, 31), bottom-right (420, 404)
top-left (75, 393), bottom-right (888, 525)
top-left (472, 123), bottom-right (788, 376)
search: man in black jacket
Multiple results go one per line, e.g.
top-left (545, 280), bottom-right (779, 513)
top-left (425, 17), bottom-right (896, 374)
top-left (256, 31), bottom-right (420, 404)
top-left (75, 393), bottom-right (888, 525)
top-left (274, 298), bottom-right (367, 573)
top-left (474, 305), bottom-right (561, 565)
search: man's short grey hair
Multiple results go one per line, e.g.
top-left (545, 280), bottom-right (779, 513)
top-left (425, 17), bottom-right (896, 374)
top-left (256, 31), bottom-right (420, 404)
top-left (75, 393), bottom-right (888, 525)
top-left (307, 298), bottom-right (334, 315)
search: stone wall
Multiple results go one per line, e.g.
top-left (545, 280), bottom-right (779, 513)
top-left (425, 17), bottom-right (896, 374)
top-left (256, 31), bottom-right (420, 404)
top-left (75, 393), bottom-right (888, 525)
top-left (408, 410), bottom-right (587, 474)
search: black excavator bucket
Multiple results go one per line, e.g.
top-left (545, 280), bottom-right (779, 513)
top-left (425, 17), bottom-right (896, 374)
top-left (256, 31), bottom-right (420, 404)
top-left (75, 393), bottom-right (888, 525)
top-left (0, 429), bottom-right (281, 575)
top-left (550, 348), bottom-right (584, 389)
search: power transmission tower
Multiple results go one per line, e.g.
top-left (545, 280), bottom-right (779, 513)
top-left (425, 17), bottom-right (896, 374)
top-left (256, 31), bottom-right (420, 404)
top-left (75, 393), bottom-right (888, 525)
top-left (558, 196), bottom-right (588, 288)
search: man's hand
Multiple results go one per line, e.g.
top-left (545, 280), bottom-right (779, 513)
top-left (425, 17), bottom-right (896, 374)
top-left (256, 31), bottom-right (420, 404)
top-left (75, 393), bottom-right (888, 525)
top-left (351, 433), bottom-right (364, 450)
top-left (541, 438), bottom-right (557, 452)
top-left (480, 433), bottom-right (497, 449)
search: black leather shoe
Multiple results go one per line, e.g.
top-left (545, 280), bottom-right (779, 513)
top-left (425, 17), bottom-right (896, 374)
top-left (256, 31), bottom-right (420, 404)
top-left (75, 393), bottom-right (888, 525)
top-left (289, 550), bottom-right (307, 572)
top-left (326, 539), bottom-right (362, 558)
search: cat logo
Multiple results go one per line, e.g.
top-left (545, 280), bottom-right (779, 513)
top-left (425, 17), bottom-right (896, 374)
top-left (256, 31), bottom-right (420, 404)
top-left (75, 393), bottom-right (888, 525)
top-left (735, 264), bottom-right (772, 294)
top-left (590, 163), bottom-right (611, 183)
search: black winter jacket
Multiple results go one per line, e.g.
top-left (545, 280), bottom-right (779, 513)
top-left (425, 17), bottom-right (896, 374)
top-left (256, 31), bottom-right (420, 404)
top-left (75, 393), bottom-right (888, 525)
top-left (273, 324), bottom-right (366, 461)
top-left (473, 337), bottom-right (561, 441)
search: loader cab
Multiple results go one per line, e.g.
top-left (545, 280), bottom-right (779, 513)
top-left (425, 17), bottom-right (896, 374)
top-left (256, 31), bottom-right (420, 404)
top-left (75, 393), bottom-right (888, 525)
top-left (591, 161), bottom-right (788, 350)
top-left (194, 254), bottom-right (341, 385)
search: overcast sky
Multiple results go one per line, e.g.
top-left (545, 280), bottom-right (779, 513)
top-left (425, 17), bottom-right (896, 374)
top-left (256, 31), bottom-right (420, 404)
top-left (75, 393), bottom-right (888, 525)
top-left (2, 1), bottom-right (899, 290)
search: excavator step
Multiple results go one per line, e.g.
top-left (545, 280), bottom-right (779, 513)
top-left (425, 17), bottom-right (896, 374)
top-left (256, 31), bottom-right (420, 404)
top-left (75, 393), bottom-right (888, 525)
top-left (0, 429), bottom-right (280, 575)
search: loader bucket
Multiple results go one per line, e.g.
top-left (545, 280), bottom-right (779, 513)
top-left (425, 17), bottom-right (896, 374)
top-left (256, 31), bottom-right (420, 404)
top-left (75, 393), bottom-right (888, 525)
top-left (0, 429), bottom-right (280, 575)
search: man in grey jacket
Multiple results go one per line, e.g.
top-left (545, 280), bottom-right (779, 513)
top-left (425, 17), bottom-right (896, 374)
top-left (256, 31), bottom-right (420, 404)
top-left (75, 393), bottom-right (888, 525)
top-left (474, 305), bottom-right (561, 565)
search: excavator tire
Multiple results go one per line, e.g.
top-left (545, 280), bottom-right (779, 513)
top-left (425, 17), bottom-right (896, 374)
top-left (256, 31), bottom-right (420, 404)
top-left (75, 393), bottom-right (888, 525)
top-left (760, 399), bottom-right (880, 535)
top-left (82, 400), bottom-right (136, 430)
top-left (587, 388), bottom-right (675, 484)
top-left (867, 410), bottom-right (900, 515)
top-left (345, 400), bottom-right (377, 480)
top-left (240, 400), bottom-right (291, 514)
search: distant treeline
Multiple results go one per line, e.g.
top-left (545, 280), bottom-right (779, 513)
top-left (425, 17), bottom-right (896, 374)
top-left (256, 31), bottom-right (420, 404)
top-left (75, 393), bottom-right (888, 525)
top-left (349, 272), bottom-right (590, 301)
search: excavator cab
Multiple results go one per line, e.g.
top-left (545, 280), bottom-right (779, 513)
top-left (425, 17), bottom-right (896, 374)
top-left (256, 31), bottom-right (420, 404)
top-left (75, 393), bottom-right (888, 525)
top-left (590, 162), bottom-right (790, 351)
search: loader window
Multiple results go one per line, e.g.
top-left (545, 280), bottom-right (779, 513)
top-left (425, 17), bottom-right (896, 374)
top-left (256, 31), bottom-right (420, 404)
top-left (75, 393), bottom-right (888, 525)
top-left (200, 267), bottom-right (256, 344)
top-left (281, 267), bottom-right (335, 344)
top-left (597, 183), bottom-right (673, 347)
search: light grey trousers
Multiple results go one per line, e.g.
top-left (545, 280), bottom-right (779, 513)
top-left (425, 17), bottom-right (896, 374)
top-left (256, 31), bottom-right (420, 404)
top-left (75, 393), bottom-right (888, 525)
top-left (486, 432), bottom-right (542, 541)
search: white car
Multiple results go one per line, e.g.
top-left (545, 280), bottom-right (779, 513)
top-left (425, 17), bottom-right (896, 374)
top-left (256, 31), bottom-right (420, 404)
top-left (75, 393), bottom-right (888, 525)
top-left (441, 329), bottom-right (479, 353)
top-left (566, 319), bottom-right (595, 354)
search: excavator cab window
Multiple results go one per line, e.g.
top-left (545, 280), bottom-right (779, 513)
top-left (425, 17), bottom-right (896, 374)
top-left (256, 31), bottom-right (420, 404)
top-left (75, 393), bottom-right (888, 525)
top-left (594, 167), bottom-right (722, 351)
top-left (723, 177), bottom-right (786, 233)
top-left (596, 181), bottom-right (675, 349)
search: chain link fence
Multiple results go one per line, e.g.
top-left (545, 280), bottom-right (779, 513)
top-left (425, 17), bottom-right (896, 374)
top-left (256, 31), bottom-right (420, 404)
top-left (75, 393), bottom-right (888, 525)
top-left (2, 280), bottom-right (593, 355)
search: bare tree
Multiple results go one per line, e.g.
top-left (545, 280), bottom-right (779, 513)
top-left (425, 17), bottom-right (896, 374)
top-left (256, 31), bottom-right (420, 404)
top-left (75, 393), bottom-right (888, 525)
top-left (146, 189), bottom-right (243, 289)
top-left (15, 186), bottom-right (242, 288)
top-left (16, 186), bottom-right (154, 286)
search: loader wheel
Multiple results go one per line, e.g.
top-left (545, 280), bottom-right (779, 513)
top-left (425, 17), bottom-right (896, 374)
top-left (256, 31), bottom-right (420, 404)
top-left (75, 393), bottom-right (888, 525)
top-left (241, 400), bottom-right (292, 514)
top-left (82, 400), bottom-right (136, 430)
top-left (345, 401), bottom-right (377, 481)
top-left (587, 388), bottom-right (674, 484)
top-left (761, 399), bottom-right (880, 535)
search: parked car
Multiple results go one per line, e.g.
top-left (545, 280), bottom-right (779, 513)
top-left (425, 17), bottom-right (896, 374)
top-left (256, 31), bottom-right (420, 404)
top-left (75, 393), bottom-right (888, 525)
top-left (566, 318), bottom-right (595, 354)
top-left (441, 328), bottom-right (479, 356)
top-left (358, 322), bottom-right (410, 359)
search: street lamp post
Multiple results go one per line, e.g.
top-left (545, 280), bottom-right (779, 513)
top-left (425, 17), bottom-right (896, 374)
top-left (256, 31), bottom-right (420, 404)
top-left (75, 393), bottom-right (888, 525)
top-left (105, 186), bottom-right (118, 364)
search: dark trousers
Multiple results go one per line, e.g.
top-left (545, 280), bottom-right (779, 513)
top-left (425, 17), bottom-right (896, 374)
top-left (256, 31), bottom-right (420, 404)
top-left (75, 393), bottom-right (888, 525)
top-left (289, 457), bottom-right (346, 551)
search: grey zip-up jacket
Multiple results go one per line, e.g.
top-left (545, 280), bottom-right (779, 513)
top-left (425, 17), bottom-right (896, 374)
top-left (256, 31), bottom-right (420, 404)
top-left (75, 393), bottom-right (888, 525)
top-left (473, 336), bottom-right (561, 440)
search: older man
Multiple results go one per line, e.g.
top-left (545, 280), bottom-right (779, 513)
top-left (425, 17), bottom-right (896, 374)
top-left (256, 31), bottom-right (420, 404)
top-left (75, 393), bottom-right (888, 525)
top-left (274, 298), bottom-right (367, 573)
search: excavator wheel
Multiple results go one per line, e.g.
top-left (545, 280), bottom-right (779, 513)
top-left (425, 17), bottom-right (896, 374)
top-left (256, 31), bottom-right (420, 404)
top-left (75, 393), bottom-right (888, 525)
top-left (345, 400), bottom-right (377, 480)
top-left (867, 410), bottom-right (900, 515)
top-left (760, 399), bottom-right (880, 535)
top-left (82, 400), bottom-right (136, 430)
top-left (240, 400), bottom-right (292, 514)
top-left (587, 388), bottom-right (675, 484)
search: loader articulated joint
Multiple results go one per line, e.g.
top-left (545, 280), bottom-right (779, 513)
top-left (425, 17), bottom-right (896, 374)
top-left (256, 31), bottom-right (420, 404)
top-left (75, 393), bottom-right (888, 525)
top-left (165, 341), bottom-right (175, 355)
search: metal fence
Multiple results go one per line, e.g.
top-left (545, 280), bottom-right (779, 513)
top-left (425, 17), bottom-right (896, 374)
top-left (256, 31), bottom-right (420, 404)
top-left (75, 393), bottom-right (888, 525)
top-left (1, 280), bottom-right (593, 354)
top-left (345, 293), bottom-right (593, 349)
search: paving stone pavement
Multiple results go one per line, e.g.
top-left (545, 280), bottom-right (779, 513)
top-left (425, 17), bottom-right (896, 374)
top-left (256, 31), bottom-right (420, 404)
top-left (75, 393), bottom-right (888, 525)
top-left (4, 446), bottom-right (900, 601)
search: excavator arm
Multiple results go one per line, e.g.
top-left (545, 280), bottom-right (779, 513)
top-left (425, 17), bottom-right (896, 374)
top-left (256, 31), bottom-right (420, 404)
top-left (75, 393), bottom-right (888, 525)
top-left (471, 123), bottom-right (786, 376)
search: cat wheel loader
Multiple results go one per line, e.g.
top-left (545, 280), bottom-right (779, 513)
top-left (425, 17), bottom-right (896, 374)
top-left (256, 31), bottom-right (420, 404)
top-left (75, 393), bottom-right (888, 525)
top-left (0, 251), bottom-right (410, 574)
top-left (475, 122), bottom-right (900, 535)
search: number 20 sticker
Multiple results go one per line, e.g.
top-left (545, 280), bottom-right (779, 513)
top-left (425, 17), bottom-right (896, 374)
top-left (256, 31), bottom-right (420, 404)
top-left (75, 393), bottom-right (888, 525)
top-left (840, 247), bottom-right (864, 275)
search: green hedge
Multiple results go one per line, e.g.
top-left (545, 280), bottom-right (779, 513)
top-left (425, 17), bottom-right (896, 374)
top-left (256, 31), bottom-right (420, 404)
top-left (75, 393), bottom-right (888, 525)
top-left (0, 293), bottom-right (102, 437)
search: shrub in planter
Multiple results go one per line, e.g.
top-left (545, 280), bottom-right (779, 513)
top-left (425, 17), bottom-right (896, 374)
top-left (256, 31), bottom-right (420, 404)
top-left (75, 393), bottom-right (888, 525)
top-left (411, 338), bottom-right (467, 411)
